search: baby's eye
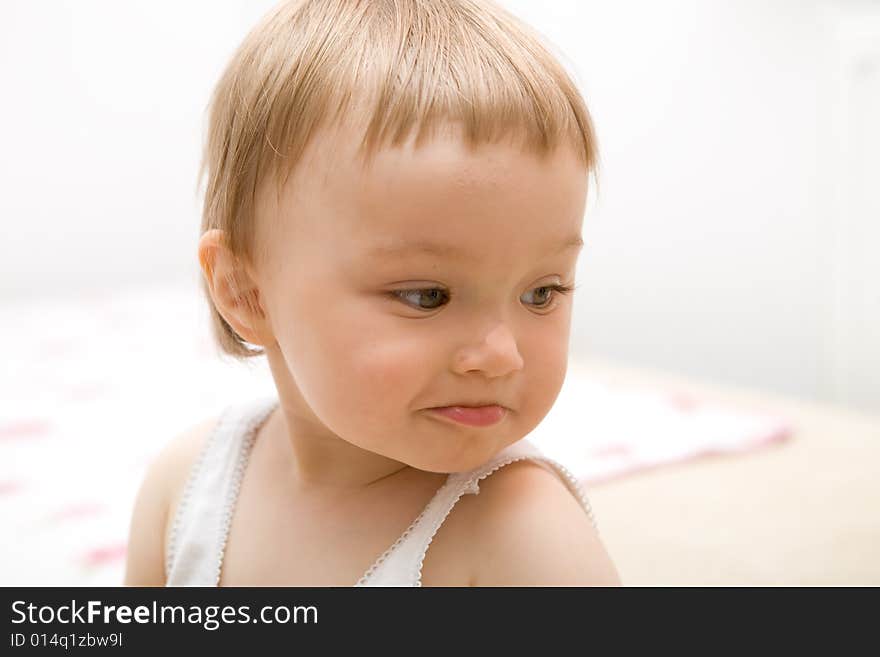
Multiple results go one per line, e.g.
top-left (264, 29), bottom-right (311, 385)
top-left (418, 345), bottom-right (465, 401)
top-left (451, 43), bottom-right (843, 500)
top-left (388, 284), bottom-right (575, 312)
top-left (390, 288), bottom-right (450, 311)
top-left (522, 284), bottom-right (574, 309)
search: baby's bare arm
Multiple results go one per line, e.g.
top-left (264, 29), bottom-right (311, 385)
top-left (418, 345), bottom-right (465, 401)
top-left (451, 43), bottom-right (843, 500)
top-left (123, 450), bottom-right (169, 586)
top-left (122, 417), bottom-right (217, 586)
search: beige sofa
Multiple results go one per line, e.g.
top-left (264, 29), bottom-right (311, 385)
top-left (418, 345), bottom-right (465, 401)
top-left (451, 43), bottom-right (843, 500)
top-left (578, 356), bottom-right (880, 586)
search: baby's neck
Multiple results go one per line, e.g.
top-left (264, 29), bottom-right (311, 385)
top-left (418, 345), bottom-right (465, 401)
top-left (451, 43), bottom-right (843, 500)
top-left (262, 405), bottom-right (418, 492)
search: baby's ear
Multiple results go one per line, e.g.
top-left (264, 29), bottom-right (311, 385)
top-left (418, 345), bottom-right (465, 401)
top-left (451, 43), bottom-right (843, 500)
top-left (198, 229), bottom-right (272, 347)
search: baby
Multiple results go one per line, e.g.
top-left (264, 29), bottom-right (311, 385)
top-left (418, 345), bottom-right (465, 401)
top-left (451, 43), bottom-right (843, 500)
top-left (124, 0), bottom-right (621, 587)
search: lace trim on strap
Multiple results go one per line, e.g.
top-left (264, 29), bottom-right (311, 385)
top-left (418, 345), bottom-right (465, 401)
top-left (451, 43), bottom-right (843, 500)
top-left (164, 405), bottom-right (237, 581)
top-left (409, 452), bottom-right (598, 587)
top-left (354, 475), bottom-right (454, 587)
top-left (164, 397), bottom-right (277, 585)
top-left (212, 398), bottom-right (278, 586)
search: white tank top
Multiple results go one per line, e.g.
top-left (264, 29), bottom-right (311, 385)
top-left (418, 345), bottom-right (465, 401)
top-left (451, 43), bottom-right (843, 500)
top-left (165, 396), bottom-right (598, 586)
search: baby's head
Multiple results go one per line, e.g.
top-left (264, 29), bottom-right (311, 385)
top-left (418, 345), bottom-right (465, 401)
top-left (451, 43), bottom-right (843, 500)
top-left (198, 0), bottom-right (597, 474)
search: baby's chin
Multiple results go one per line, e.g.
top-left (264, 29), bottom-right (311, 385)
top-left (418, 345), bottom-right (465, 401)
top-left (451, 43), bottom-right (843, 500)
top-left (395, 434), bottom-right (519, 475)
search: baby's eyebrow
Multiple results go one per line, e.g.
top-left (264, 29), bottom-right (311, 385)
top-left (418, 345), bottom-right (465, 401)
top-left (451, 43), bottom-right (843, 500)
top-left (366, 234), bottom-right (583, 261)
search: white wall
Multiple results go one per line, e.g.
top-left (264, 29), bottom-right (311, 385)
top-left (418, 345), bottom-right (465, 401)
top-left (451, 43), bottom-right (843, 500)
top-left (1, 1), bottom-right (876, 411)
top-left (826, 5), bottom-right (880, 413)
top-left (0, 0), bottom-right (276, 295)
top-left (505, 0), bottom-right (878, 411)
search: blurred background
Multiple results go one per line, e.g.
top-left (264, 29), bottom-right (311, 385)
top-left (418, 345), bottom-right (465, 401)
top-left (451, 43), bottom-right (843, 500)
top-left (0, 0), bottom-right (877, 586)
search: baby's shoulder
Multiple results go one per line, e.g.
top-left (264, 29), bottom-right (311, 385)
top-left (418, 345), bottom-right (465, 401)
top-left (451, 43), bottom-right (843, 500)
top-left (451, 458), bottom-right (621, 586)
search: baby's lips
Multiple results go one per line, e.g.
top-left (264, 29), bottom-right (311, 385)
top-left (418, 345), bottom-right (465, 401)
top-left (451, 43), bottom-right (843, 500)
top-left (427, 405), bottom-right (507, 427)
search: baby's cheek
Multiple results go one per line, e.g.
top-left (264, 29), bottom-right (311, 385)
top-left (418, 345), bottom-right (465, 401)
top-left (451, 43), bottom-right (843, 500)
top-left (517, 337), bottom-right (569, 425)
top-left (343, 335), bottom-right (432, 423)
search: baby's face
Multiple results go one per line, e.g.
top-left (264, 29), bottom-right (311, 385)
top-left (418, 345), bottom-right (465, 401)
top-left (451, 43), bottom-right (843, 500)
top-left (255, 124), bottom-right (587, 473)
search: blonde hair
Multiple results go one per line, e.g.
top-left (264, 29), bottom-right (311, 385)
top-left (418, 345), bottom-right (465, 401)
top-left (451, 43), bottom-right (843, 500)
top-left (198, 0), bottom-right (599, 359)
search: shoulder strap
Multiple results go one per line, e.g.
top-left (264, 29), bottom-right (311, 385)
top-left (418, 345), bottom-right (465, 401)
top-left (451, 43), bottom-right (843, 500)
top-left (164, 397), bottom-right (277, 586)
top-left (356, 439), bottom-right (597, 587)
